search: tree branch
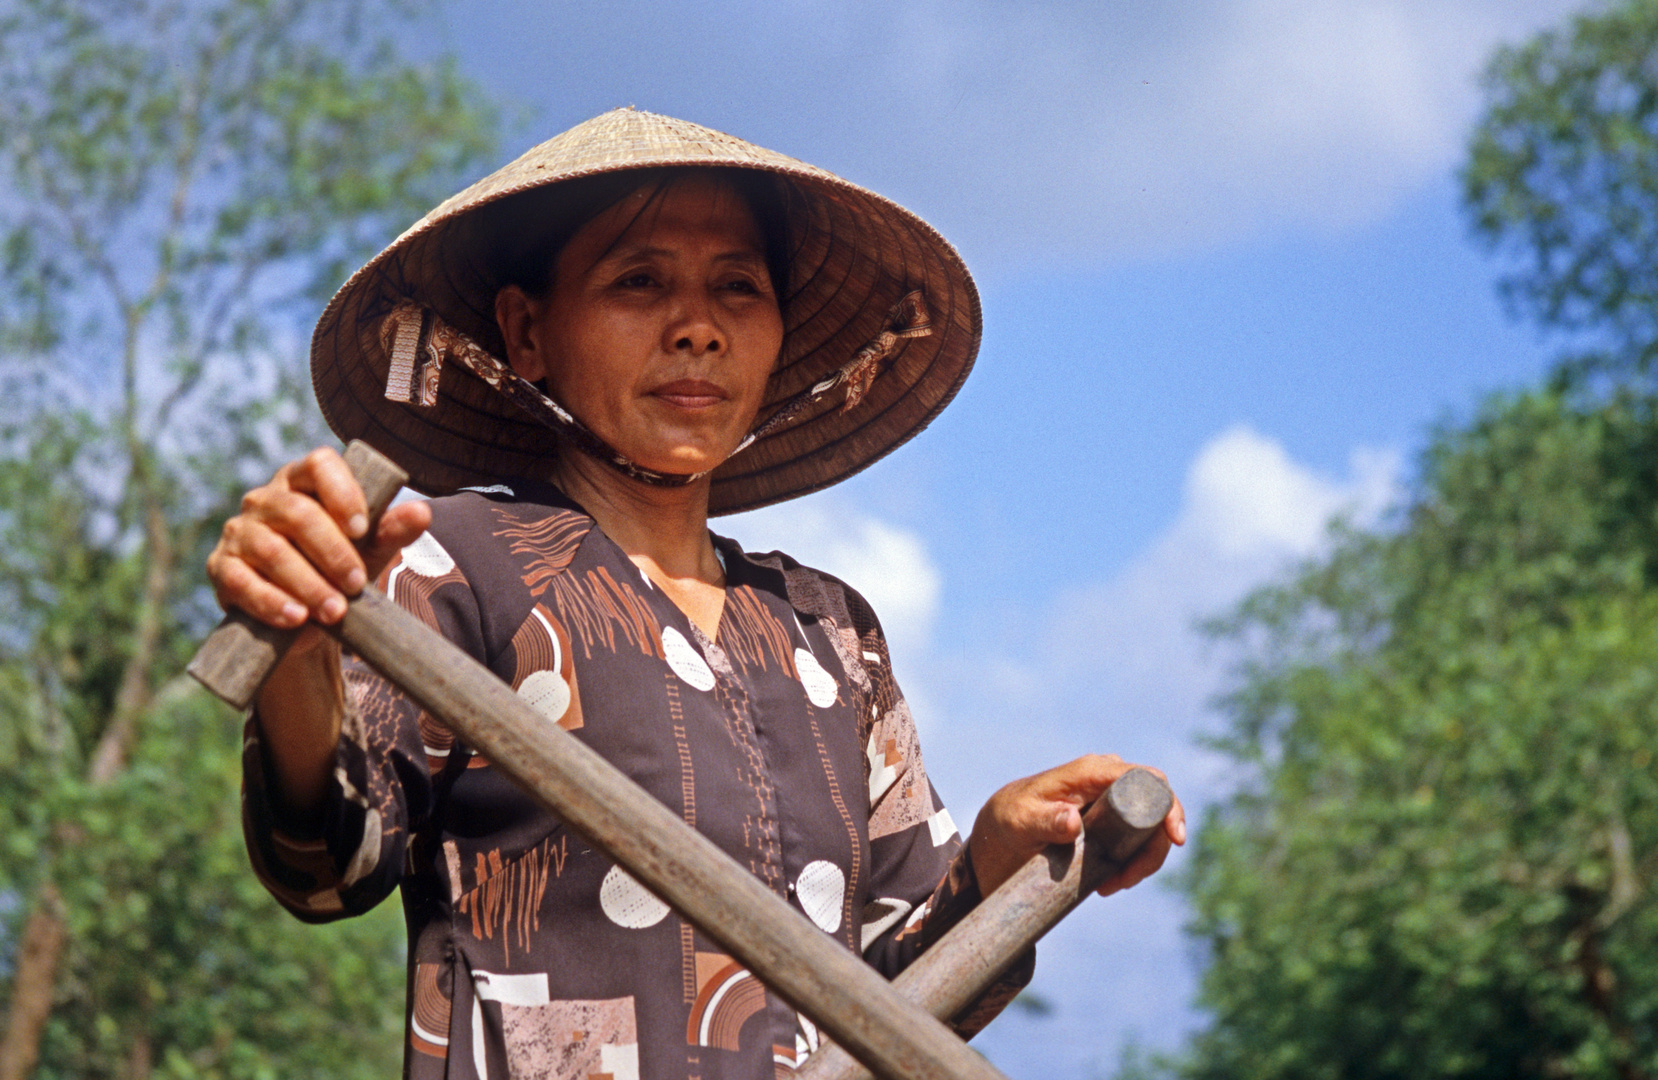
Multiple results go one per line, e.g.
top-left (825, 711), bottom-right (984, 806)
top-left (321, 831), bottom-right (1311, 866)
top-left (0, 884), bottom-right (66, 1080)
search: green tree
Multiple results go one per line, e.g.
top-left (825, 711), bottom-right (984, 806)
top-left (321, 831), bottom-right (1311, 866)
top-left (1177, 387), bottom-right (1658, 1080)
top-left (0, 1), bottom-right (497, 1075)
top-left (1155, 4), bottom-right (1658, 1076)
top-left (1466, 0), bottom-right (1658, 375)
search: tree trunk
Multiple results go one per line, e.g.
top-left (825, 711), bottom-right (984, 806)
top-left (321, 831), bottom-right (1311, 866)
top-left (89, 500), bottom-right (174, 783)
top-left (1, 499), bottom-right (177, 1077)
top-left (0, 886), bottom-right (66, 1080)
top-left (124, 1026), bottom-right (151, 1080)
top-left (1575, 920), bottom-right (1648, 1080)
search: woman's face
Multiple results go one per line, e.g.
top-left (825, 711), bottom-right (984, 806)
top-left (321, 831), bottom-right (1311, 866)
top-left (498, 174), bottom-right (785, 479)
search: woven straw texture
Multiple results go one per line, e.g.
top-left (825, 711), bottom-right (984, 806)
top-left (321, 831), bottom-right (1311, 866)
top-left (311, 108), bottom-right (980, 515)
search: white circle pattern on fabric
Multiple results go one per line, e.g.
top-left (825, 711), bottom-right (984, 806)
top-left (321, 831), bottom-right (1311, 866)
top-left (400, 532), bottom-right (456, 577)
top-left (661, 626), bottom-right (716, 691)
top-left (796, 860), bottom-right (845, 933)
top-left (517, 669), bottom-right (571, 723)
top-left (794, 649), bottom-right (838, 708)
top-left (599, 865), bottom-right (670, 929)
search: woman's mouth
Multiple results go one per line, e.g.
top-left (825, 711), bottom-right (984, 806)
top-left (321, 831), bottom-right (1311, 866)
top-left (650, 379), bottom-right (728, 408)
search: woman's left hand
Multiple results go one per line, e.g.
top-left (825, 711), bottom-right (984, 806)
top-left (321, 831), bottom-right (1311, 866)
top-left (967, 754), bottom-right (1186, 899)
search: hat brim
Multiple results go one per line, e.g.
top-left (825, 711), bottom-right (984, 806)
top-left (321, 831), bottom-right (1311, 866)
top-left (310, 109), bottom-right (980, 515)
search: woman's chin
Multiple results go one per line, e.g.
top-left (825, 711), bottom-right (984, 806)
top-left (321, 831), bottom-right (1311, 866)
top-left (608, 426), bottom-right (749, 476)
top-left (624, 444), bottom-right (728, 480)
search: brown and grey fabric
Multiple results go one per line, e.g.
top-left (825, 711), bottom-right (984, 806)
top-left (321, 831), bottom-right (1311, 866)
top-left (242, 485), bottom-right (1030, 1080)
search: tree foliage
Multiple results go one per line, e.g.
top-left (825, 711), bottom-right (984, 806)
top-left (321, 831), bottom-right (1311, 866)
top-left (1176, 387), bottom-right (1658, 1080)
top-left (0, 0), bottom-right (498, 1075)
top-left (1155, 6), bottom-right (1658, 1077)
top-left (11, 668), bottom-right (409, 1080)
top-left (1466, 0), bottom-right (1658, 373)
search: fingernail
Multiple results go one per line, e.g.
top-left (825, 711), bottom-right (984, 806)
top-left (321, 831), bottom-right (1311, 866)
top-left (281, 601), bottom-right (306, 624)
top-left (347, 513), bottom-right (369, 538)
top-left (344, 567), bottom-right (366, 593)
top-left (320, 595), bottom-right (346, 622)
top-left (1175, 819), bottom-right (1188, 844)
top-left (1054, 809), bottom-right (1071, 832)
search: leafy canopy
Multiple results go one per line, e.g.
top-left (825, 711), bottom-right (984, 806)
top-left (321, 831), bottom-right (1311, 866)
top-left (1176, 388), bottom-right (1658, 1080)
top-left (1466, 0), bottom-right (1658, 375)
top-left (1161, 3), bottom-right (1658, 1076)
top-left (0, 0), bottom-right (498, 1076)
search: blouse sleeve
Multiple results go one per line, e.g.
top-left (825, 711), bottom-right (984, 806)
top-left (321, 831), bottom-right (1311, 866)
top-left (240, 534), bottom-right (485, 923)
top-left (835, 584), bottom-right (1036, 1038)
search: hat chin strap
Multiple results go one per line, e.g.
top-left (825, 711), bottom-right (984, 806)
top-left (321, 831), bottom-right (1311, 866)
top-left (378, 291), bottom-right (931, 489)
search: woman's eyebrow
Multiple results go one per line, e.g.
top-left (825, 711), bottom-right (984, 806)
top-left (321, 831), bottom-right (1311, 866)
top-left (710, 250), bottom-right (768, 268)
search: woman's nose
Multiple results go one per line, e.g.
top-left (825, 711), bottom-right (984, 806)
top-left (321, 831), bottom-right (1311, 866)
top-left (666, 291), bottom-right (724, 355)
top-left (673, 329), bottom-right (722, 353)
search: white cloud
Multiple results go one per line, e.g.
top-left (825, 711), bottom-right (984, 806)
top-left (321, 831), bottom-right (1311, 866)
top-left (715, 427), bottom-right (1398, 848)
top-left (1046, 429), bottom-right (1398, 768)
top-left (449, 0), bottom-right (1585, 261)
top-left (1175, 425), bottom-right (1401, 565)
top-left (950, 426), bottom-right (1401, 775)
top-left (882, 0), bottom-right (1584, 260)
top-left (936, 427), bottom-right (1403, 1077)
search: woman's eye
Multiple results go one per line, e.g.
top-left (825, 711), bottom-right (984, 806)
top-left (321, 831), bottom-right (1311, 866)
top-left (616, 272), bottom-right (658, 289)
top-left (722, 278), bottom-right (761, 295)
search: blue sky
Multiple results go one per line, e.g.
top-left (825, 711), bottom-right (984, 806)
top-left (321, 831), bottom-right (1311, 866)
top-left (429, 2), bottom-right (1585, 1075)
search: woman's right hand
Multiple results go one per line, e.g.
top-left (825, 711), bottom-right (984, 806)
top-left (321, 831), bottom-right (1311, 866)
top-left (207, 446), bottom-right (433, 634)
top-left (209, 447), bottom-right (434, 820)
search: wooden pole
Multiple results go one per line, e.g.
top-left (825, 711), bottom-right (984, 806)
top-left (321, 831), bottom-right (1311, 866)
top-left (189, 442), bottom-right (1010, 1080)
top-left (794, 769), bottom-right (1172, 1080)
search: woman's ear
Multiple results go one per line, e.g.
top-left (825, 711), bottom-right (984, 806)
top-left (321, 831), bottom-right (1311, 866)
top-left (495, 285), bottom-right (549, 383)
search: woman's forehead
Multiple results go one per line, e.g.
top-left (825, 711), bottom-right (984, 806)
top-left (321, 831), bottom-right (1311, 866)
top-left (576, 173), bottom-right (767, 258)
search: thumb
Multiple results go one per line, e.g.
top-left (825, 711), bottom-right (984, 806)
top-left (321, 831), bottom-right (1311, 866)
top-left (1043, 801), bottom-right (1084, 845)
top-left (363, 501), bottom-right (433, 580)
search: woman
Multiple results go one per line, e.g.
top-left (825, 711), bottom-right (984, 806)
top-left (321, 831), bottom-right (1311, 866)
top-left (210, 108), bottom-right (1184, 1080)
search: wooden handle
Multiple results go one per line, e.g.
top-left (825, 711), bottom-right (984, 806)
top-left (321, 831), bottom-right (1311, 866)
top-left (794, 768), bottom-right (1173, 1080)
top-left (186, 440), bottom-right (407, 709)
top-left (326, 589), bottom-right (1011, 1080)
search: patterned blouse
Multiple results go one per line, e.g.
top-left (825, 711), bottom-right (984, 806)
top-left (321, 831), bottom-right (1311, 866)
top-left (241, 481), bottom-right (1029, 1080)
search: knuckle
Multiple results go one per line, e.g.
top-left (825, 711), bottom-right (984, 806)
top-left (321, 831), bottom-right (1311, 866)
top-left (207, 550), bottom-right (235, 584)
top-left (227, 566), bottom-right (269, 606)
top-left (219, 560), bottom-right (251, 590)
top-left (272, 493), bottom-right (323, 532)
top-left (247, 588), bottom-right (287, 621)
top-left (266, 489), bottom-right (304, 517)
top-left (245, 529), bottom-right (287, 564)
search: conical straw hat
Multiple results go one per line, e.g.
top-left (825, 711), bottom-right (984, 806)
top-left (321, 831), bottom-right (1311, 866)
top-left (311, 107), bottom-right (980, 515)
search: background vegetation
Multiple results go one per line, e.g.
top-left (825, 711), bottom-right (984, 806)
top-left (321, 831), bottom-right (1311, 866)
top-left (1161, 1), bottom-right (1658, 1077)
top-left (0, 1), bottom-right (495, 1076)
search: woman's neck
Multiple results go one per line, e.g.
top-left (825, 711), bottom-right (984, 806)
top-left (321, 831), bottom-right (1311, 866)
top-left (551, 453), bottom-right (727, 636)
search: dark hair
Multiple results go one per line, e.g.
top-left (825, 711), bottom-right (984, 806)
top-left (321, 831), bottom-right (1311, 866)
top-left (480, 166), bottom-right (794, 304)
